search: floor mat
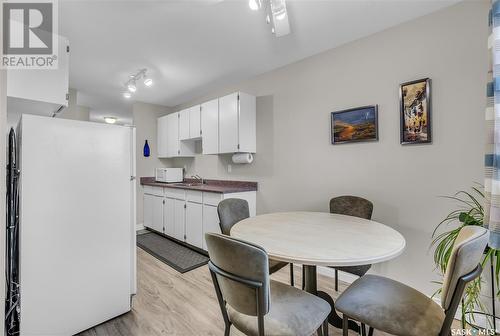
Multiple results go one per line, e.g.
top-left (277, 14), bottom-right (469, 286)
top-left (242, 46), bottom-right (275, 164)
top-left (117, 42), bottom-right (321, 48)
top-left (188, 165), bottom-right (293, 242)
top-left (137, 232), bottom-right (208, 273)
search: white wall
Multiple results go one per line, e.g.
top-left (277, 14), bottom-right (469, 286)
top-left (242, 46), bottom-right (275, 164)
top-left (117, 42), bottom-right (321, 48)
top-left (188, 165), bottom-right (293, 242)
top-left (171, 2), bottom-right (489, 296)
top-left (133, 102), bottom-right (173, 225)
top-left (7, 88), bottom-right (89, 130)
top-left (57, 88), bottom-right (90, 121)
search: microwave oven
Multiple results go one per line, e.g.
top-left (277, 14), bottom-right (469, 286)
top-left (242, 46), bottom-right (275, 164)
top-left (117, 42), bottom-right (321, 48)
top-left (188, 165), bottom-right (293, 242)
top-left (155, 168), bottom-right (183, 183)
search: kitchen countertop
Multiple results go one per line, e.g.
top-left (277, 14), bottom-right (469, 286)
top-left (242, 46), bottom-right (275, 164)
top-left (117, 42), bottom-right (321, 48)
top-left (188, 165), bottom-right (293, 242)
top-left (140, 177), bottom-right (258, 194)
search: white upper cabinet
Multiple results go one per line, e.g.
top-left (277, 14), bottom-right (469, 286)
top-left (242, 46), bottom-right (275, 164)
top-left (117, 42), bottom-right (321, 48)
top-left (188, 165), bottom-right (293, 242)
top-left (201, 98), bottom-right (219, 155)
top-left (157, 115), bottom-right (169, 158)
top-left (189, 105), bottom-right (202, 139)
top-left (218, 93), bottom-right (238, 153)
top-left (157, 92), bottom-right (256, 158)
top-left (179, 109), bottom-right (190, 140)
top-left (167, 113), bottom-right (180, 157)
top-left (7, 36), bottom-right (70, 107)
top-left (179, 106), bottom-right (201, 141)
top-left (166, 111), bottom-right (194, 157)
top-left (219, 92), bottom-right (256, 154)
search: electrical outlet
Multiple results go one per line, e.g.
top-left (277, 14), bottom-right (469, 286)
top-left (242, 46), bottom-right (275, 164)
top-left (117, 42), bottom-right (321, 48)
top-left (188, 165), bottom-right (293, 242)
top-left (227, 164), bottom-right (232, 173)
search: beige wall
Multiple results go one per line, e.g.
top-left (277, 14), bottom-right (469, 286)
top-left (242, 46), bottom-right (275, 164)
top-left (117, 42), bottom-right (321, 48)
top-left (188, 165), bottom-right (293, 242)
top-left (171, 2), bottom-right (489, 296)
top-left (57, 88), bottom-right (90, 121)
top-left (133, 102), bottom-right (173, 224)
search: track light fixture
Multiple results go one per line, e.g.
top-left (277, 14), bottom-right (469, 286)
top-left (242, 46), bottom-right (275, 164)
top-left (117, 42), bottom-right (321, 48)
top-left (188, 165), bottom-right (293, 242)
top-left (248, 0), bottom-right (261, 11)
top-left (144, 77), bottom-right (153, 87)
top-left (249, 0), bottom-right (290, 37)
top-left (121, 68), bottom-right (153, 99)
top-left (127, 81), bottom-right (137, 93)
top-left (104, 117), bottom-right (117, 124)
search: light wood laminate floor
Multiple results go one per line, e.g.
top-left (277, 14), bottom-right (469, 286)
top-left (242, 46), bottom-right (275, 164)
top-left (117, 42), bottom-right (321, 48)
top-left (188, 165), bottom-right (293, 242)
top-left (79, 247), bottom-right (452, 336)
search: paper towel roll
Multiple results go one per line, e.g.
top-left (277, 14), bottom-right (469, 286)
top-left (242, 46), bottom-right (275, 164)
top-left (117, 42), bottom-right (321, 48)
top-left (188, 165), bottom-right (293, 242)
top-left (232, 153), bottom-right (254, 164)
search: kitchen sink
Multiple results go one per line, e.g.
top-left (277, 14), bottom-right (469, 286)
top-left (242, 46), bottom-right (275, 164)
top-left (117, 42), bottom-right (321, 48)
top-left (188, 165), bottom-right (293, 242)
top-left (172, 182), bottom-right (203, 187)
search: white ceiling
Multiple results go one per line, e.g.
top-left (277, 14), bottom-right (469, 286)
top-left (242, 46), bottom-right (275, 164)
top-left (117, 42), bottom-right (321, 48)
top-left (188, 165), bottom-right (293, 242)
top-left (59, 0), bottom-right (458, 124)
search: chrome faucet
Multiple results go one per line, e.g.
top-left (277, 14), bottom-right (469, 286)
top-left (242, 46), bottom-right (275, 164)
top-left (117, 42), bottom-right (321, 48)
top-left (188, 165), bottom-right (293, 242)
top-left (191, 174), bottom-right (204, 184)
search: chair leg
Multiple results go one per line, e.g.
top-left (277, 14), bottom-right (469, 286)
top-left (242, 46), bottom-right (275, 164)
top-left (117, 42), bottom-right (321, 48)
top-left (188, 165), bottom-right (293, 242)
top-left (361, 323), bottom-right (366, 336)
top-left (302, 266), bottom-right (305, 290)
top-left (323, 318), bottom-right (329, 336)
top-left (343, 314), bottom-right (349, 336)
top-left (368, 327), bottom-right (374, 336)
top-left (290, 263), bottom-right (294, 286)
top-left (335, 269), bottom-right (339, 292)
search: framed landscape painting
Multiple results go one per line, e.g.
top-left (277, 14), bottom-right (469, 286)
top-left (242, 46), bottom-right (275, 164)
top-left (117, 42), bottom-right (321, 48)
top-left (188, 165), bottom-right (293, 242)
top-left (400, 78), bottom-right (431, 144)
top-left (331, 105), bottom-right (378, 145)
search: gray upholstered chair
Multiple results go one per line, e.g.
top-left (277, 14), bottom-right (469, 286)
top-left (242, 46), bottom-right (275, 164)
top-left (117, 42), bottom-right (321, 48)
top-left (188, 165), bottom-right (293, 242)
top-left (301, 196), bottom-right (374, 292)
top-left (336, 225), bottom-right (489, 336)
top-left (217, 198), bottom-right (295, 285)
top-left (330, 196), bottom-right (374, 291)
top-left (206, 233), bottom-right (331, 336)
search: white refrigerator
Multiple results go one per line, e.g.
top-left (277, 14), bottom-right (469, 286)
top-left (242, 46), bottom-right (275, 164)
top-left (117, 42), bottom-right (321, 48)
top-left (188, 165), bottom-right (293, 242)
top-left (16, 115), bottom-right (136, 335)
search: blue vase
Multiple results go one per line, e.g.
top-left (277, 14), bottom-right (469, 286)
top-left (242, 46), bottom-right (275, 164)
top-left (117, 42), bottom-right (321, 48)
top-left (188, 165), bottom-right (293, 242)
top-left (143, 140), bottom-right (150, 157)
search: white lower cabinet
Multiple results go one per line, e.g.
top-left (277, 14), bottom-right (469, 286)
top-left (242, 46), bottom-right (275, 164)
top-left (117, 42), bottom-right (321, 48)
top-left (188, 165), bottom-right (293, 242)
top-left (164, 198), bottom-right (175, 237)
top-left (173, 199), bottom-right (186, 242)
top-left (143, 194), bottom-right (153, 229)
top-left (151, 196), bottom-right (164, 233)
top-left (144, 186), bottom-right (256, 251)
top-left (186, 202), bottom-right (203, 249)
top-left (202, 205), bottom-right (221, 250)
top-left (144, 193), bottom-right (164, 233)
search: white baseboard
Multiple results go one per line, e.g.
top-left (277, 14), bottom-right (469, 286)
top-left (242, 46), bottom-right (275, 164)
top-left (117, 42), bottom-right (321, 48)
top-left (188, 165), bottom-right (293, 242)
top-left (294, 264), bottom-right (360, 285)
top-left (136, 223), bottom-right (145, 231)
top-left (317, 265), bottom-right (360, 284)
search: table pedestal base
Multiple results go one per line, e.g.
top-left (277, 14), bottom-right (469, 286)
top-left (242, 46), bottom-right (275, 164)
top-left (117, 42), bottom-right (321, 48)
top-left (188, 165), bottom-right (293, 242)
top-left (303, 265), bottom-right (361, 333)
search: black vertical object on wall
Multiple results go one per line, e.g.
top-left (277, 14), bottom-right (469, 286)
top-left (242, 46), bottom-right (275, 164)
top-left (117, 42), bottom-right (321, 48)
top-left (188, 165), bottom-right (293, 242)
top-left (5, 128), bottom-right (20, 335)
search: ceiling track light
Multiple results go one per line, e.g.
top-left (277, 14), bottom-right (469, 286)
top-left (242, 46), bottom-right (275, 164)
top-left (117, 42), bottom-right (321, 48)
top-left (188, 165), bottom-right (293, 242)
top-left (104, 117), bottom-right (117, 124)
top-left (121, 68), bottom-right (153, 99)
top-left (271, 0), bottom-right (287, 20)
top-left (127, 80), bottom-right (137, 93)
top-left (250, 0), bottom-right (290, 37)
top-left (248, 0), bottom-right (261, 11)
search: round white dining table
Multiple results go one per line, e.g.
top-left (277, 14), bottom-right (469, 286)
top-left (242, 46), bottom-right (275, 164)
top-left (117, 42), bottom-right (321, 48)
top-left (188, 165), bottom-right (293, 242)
top-left (231, 211), bottom-right (406, 331)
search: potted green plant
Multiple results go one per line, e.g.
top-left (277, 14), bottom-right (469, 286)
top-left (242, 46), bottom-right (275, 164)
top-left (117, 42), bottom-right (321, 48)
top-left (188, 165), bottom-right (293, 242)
top-left (431, 186), bottom-right (500, 328)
